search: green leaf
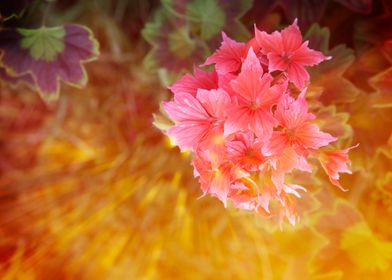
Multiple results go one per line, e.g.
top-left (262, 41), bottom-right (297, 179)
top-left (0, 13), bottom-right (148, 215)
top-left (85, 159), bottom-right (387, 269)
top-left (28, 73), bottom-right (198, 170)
top-left (168, 27), bottom-right (195, 59)
top-left (186, 0), bottom-right (225, 40)
top-left (141, 0), bottom-right (252, 77)
top-left (19, 26), bottom-right (65, 61)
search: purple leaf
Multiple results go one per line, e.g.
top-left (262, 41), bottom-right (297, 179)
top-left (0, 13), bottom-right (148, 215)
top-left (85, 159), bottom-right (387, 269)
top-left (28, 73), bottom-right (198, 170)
top-left (0, 67), bottom-right (34, 87)
top-left (0, 24), bottom-right (99, 101)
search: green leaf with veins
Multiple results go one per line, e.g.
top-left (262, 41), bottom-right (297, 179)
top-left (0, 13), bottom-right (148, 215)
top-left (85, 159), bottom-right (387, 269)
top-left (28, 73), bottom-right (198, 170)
top-left (19, 26), bottom-right (65, 61)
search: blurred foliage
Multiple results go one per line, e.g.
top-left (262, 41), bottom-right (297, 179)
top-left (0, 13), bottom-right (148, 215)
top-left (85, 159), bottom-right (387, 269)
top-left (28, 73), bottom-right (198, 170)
top-left (142, 0), bottom-right (252, 85)
top-left (0, 0), bottom-right (391, 279)
top-left (0, 0), bottom-right (99, 101)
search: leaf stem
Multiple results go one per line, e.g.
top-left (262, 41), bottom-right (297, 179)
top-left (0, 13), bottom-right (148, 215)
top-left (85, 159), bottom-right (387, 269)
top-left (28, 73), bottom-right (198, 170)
top-left (41, 0), bottom-right (56, 26)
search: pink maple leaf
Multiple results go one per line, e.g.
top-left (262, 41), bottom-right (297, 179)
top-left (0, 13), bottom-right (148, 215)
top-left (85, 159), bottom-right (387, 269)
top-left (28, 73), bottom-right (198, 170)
top-left (163, 89), bottom-right (231, 152)
top-left (255, 19), bottom-right (330, 89)
top-left (270, 147), bottom-right (312, 192)
top-left (224, 48), bottom-right (286, 140)
top-left (226, 130), bottom-right (266, 172)
top-left (318, 144), bottom-right (359, 191)
top-left (193, 151), bottom-right (249, 206)
top-left (169, 67), bottom-right (218, 96)
top-left (201, 32), bottom-right (247, 74)
top-left (265, 93), bottom-right (337, 157)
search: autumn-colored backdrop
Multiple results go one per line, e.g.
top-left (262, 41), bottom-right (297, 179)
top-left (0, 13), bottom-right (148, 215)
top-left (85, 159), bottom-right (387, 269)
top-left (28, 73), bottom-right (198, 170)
top-left (0, 0), bottom-right (392, 279)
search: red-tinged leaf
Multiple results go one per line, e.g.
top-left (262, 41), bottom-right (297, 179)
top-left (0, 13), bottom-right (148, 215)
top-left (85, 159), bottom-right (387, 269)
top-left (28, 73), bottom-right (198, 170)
top-left (345, 47), bottom-right (390, 91)
top-left (369, 67), bottom-right (392, 108)
top-left (381, 40), bottom-right (392, 63)
top-left (348, 93), bottom-right (392, 169)
top-left (0, 24), bottom-right (99, 101)
top-left (310, 201), bottom-right (363, 274)
top-left (263, 0), bottom-right (372, 30)
top-left (354, 3), bottom-right (392, 52)
top-left (305, 24), bottom-right (360, 104)
top-left (280, 0), bottom-right (328, 30)
top-left (357, 145), bottom-right (392, 236)
top-left (251, 1), bottom-right (280, 28)
top-left (315, 106), bottom-right (353, 141)
top-left (312, 200), bottom-right (392, 277)
top-left (335, 0), bottom-right (372, 14)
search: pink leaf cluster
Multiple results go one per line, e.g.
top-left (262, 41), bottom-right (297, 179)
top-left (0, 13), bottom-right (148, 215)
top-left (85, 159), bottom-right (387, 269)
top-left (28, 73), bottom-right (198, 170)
top-left (163, 20), bottom-right (356, 225)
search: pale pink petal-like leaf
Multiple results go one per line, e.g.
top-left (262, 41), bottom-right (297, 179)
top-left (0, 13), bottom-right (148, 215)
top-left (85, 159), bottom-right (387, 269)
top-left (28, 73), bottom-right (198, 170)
top-left (281, 19), bottom-right (303, 52)
top-left (169, 67), bottom-right (218, 96)
top-left (295, 123), bottom-right (337, 150)
top-left (163, 92), bottom-right (209, 122)
top-left (196, 88), bottom-right (231, 119)
top-left (287, 63), bottom-right (309, 89)
top-left (318, 144), bottom-right (359, 191)
top-left (293, 41), bottom-right (330, 66)
top-left (254, 29), bottom-right (283, 54)
top-left (201, 32), bottom-right (247, 74)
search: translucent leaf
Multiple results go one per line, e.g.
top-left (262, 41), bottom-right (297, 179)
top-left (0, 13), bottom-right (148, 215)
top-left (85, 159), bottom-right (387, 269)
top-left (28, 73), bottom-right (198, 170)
top-left (369, 67), bottom-right (392, 108)
top-left (315, 106), bottom-right (353, 142)
top-left (168, 27), bottom-right (196, 59)
top-left (305, 23), bottom-right (329, 53)
top-left (280, 0), bottom-right (328, 30)
top-left (305, 24), bottom-right (359, 104)
top-left (141, 0), bottom-right (252, 76)
top-left (153, 104), bottom-right (175, 132)
top-left (186, 0), bottom-right (226, 40)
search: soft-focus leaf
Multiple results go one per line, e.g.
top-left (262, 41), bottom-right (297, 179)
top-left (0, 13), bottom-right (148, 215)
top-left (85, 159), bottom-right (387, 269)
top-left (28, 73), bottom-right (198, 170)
top-left (142, 6), bottom-right (202, 74)
top-left (348, 93), bottom-right (392, 169)
top-left (0, 24), bottom-right (99, 101)
top-left (0, 0), bottom-right (31, 21)
top-left (310, 201), bottom-right (392, 278)
top-left (186, 0), bottom-right (225, 40)
top-left (142, 0), bottom-right (252, 77)
top-left (19, 26), bottom-right (66, 61)
top-left (305, 24), bottom-right (329, 53)
top-left (315, 106), bottom-right (353, 142)
top-left (0, 67), bottom-right (34, 88)
top-left (369, 67), bottom-right (392, 108)
top-left (305, 24), bottom-right (359, 104)
top-left (335, 0), bottom-right (372, 14)
top-left (280, 0), bottom-right (328, 30)
top-left (168, 27), bottom-right (196, 59)
top-left (268, 0), bottom-right (372, 28)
